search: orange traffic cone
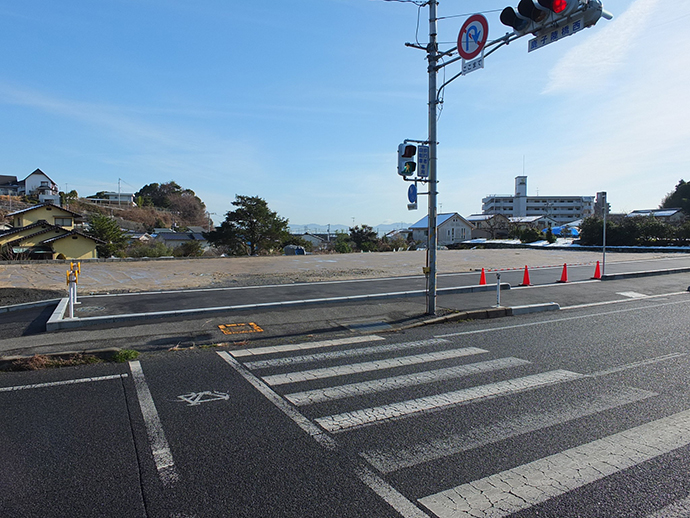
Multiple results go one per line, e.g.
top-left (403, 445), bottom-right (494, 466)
top-left (479, 268), bottom-right (487, 285)
top-left (592, 261), bottom-right (602, 280)
top-left (557, 263), bottom-right (568, 283)
top-left (520, 265), bottom-right (531, 286)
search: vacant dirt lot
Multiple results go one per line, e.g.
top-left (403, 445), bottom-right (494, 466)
top-left (0, 249), bottom-right (681, 304)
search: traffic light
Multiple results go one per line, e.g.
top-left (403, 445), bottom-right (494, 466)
top-left (501, 0), bottom-right (582, 36)
top-left (397, 143), bottom-right (417, 177)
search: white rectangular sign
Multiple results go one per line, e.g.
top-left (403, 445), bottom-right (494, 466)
top-left (416, 145), bottom-right (430, 178)
top-left (462, 56), bottom-right (484, 75)
top-left (528, 17), bottom-right (585, 52)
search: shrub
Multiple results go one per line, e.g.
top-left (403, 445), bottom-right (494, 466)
top-left (112, 349), bottom-right (139, 362)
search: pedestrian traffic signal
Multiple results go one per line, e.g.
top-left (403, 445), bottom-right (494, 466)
top-left (397, 143), bottom-right (417, 177)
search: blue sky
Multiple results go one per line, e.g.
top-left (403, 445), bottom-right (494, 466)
top-left (1, 0), bottom-right (687, 228)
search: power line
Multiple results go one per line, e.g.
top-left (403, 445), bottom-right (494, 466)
top-left (381, 0), bottom-right (427, 5)
top-left (437, 9), bottom-right (503, 20)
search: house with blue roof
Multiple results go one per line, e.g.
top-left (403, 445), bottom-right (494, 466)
top-left (409, 212), bottom-right (473, 246)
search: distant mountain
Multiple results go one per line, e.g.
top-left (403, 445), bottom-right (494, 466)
top-left (289, 222), bottom-right (413, 236)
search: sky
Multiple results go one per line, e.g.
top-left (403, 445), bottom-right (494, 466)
top-left (1, 0), bottom-right (689, 229)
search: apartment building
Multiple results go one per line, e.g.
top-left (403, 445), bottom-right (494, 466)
top-left (481, 176), bottom-right (594, 225)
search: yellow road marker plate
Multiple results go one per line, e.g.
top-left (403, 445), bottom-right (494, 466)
top-left (218, 323), bottom-right (264, 335)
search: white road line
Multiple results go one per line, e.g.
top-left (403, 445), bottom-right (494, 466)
top-left (245, 338), bottom-right (450, 370)
top-left (617, 291), bottom-right (648, 299)
top-left (418, 408), bottom-right (690, 518)
top-left (0, 373), bottom-right (128, 392)
top-left (229, 335), bottom-right (385, 358)
top-left (286, 357), bottom-right (529, 406)
top-left (588, 353), bottom-right (687, 378)
top-left (563, 292), bottom-right (688, 310)
top-left (262, 347), bottom-right (488, 387)
top-left (361, 386), bottom-right (657, 474)
top-left (129, 361), bottom-right (179, 487)
top-left (216, 351), bottom-right (337, 450)
top-left (216, 351), bottom-right (427, 517)
top-left (356, 465), bottom-right (431, 518)
top-left (316, 370), bottom-right (584, 433)
top-left (436, 297), bottom-right (690, 338)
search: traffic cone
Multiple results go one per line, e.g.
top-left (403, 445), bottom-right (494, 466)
top-left (520, 265), bottom-right (531, 286)
top-left (592, 261), bottom-right (602, 280)
top-left (479, 268), bottom-right (486, 285)
top-left (557, 263), bottom-right (568, 283)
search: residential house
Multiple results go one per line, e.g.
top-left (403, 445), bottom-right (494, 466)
top-left (508, 215), bottom-right (558, 231)
top-left (154, 229), bottom-right (209, 250)
top-left (293, 233), bottom-right (326, 250)
top-left (1, 203), bottom-right (102, 260)
top-left (0, 169), bottom-right (59, 201)
top-left (0, 175), bottom-right (20, 195)
top-left (21, 169), bottom-right (59, 198)
top-left (87, 192), bottom-right (136, 206)
top-left (409, 213), bottom-right (473, 246)
top-left (467, 214), bottom-right (510, 239)
top-left (626, 209), bottom-right (685, 224)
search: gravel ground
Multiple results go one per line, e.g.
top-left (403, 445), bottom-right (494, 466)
top-left (0, 248), bottom-right (681, 306)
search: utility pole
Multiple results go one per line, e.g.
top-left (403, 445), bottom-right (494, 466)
top-left (426, 0), bottom-right (439, 315)
top-left (397, 0), bottom-right (612, 316)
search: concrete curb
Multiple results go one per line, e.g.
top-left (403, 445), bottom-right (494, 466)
top-left (510, 302), bottom-right (561, 315)
top-left (45, 283), bottom-right (511, 332)
top-left (0, 298), bottom-right (61, 314)
top-left (601, 266), bottom-right (690, 281)
top-left (397, 302), bottom-right (560, 330)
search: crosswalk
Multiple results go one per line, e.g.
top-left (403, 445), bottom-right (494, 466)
top-left (223, 333), bottom-right (690, 518)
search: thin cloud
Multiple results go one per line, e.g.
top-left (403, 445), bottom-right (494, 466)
top-left (544, 0), bottom-right (661, 94)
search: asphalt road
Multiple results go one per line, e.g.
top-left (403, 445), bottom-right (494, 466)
top-left (1, 256), bottom-right (690, 359)
top-left (67, 255), bottom-right (690, 318)
top-left (3, 292), bottom-right (690, 517)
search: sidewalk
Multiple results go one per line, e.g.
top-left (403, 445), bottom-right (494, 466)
top-left (1, 251), bottom-right (689, 362)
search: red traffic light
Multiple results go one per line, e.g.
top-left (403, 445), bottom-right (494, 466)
top-left (401, 144), bottom-right (416, 159)
top-left (538, 0), bottom-right (568, 13)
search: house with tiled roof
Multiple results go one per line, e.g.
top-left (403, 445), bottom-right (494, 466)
top-left (1, 203), bottom-right (103, 260)
top-left (409, 213), bottom-right (473, 246)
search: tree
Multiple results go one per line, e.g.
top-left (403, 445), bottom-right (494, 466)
top-left (518, 227), bottom-right (543, 243)
top-left (333, 231), bottom-right (353, 253)
top-left (205, 195), bottom-right (289, 256)
top-left (135, 182), bottom-right (207, 226)
top-left (86, 213), bottom-right (128, 258)
top-left (173, 240), bottom-right (205, 257)
top-left (59, 189), bottom-right (79, 206)
top-left (661, 180), bottom-right (690, 213)
top-left (349, 225), bottom-right (379, 252)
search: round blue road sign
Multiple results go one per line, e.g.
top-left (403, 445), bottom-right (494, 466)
top-left (408, 184), bottom-right (418, 204)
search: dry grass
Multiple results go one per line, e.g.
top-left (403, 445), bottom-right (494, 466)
top-left (10, 353), bottom-right (103, 371)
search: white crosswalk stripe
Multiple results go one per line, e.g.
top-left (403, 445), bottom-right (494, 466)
top-left (361, 385), bottom-right (657, 473)
top-left (285, 357), bottom-right (530, 406)
top-left (244, 338), bottom-right (450, 370)
top-left (229, 335), bottom-right (385, 358)
top-left (262, 346), bottom-right (488, 386)
top-left (418, 408), bottom-right (690, 518)
top-left (225, 334), bottom-right (689, 518)
top-left (315, 370), bottom-right (584, 433)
